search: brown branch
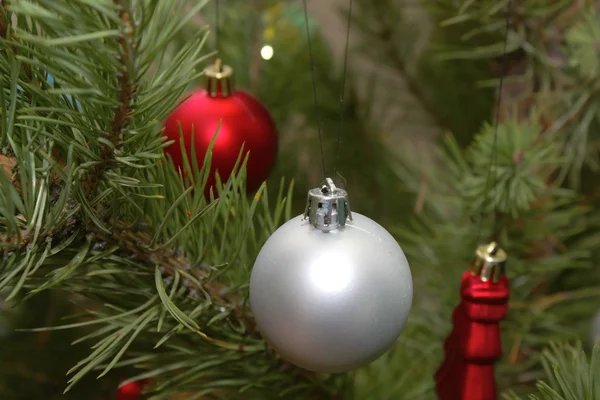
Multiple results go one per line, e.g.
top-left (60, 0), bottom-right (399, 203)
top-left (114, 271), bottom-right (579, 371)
top-left (93, 225), bottom-right (259, 337)
top-left (414, 168), bottom-right (427, 214)
top-left (554, 0), bottom-right (587, 32)
top-left (0, 155), bottom-right (28, 253)
top-left (93, 224), bottom-right (340, 398)
top-left (1, 3), bottom-right (33, 80)
top-left (1, 1), bottom-right (135, 252)
top-left (373, 18), bottom-right (450, 132)
top-left (83, 0), bottom-right (136, 193)
top-left (111, 0), bottom-right (136, 137)
top-left (0, 154), bottom-right (16, 179)
top-left (0, 3), bottom-right (8, 40)
top-left (1, 146), bottom-right (74, 255)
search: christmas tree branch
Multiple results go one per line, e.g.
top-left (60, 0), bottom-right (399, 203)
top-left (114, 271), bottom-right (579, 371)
top-left (386, 106), bottom-right (600, 396)
top-left (11, 170), bottom-right (342, 398)
top-left (0, 2), bottom-right (32, 81)
top-left (91, 221), bottom-right (259, 340)
top-left (350, 0), bottom-right (450, 131)
top-left (504, 343), bottom-right (600, 400)
top-left (91, 219), bottom-right (344, 399)
top-left (0, 4), bottom-right (8, 39)
top-left (82, 0), bottom-right (136, 193)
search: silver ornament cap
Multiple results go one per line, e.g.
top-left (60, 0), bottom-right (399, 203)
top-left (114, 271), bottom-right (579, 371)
top-left (250, 178), bottom-right (413, 373)
top-left (303, 177), bottom-right (352, 232)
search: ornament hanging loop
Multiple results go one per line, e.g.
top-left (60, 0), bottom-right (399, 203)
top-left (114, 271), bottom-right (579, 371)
top-left (204, 59), bottom-right (233, 97)
top-left (304, 177), bottom-right (352, 232)
top-left (214, 58), bottom-right (222, 72)
top-left (471, 241), bottom-right (507, 282)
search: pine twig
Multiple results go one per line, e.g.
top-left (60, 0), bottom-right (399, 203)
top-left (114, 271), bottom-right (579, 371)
top-left (83, 0), bottom-right (136, 193)
top-left (92, 224), bottom-right (259, 338)
top-left (554, 0), bottom-right (587, 32)
top-left (0, 3), bottom-right (8, 40)
top-left (91, 223), bottom-right (344, 398)
top-left (365, 1), bottom-right (449, 131)
top-left (0, 3), bottom-right (33, 80)
top-left (1, 1), bottom-right (137, 252)
top-left (0, 154), bottom-right (16, 179)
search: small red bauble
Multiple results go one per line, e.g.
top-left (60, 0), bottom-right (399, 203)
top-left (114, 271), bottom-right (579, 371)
top-left (163, 60), bottom-right (278, 195)
top-left (116, 379), bottom-right (148, 400)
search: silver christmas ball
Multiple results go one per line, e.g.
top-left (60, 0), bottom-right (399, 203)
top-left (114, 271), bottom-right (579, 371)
top-left (250, 178), bottom-right (413, 373)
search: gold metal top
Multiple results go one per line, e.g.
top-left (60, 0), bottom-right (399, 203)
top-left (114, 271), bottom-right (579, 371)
top-left (471, 241), bottom-right (507, 282)
top-left (204, 59), bottom-right (234, 97)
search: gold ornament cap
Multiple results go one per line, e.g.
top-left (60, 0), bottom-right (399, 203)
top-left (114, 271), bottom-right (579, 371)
top-left (471, 241), bottom-right (507, 283)
top-left (204, 59), bottom-right (234, 97)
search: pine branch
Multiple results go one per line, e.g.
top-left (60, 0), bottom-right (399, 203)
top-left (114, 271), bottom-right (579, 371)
top-left (388, 104), bottom-right (600, 395)
top-left (0, 154), bottom-right (15, 177)
top-left (380, 31), bottom-right (449, 131)
top-left (0, 3), bottom-right (8, 43)
top-left (82, 0), bottom-right (136, 193)
top-left (0, 1), bottom-right (353, 398)
top-left (504, 343), bottom-right (600, 399)
top-left (0, 2), bottom-right (32, 81)
top-left (8, 177), bottom-right (342, 398)
top-left (91, 222), bottom-right (260, 339)
top-left (351, 0), bottom-right (451, 131)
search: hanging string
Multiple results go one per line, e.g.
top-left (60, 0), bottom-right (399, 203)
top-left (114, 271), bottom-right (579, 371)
top-left (302, 0), bottom-right (327, 179)
top-left (303, 0), bottom-right (354, 181)
top-left (476, 0), bottom-right (512, 245)
top-left (215, 0), bottom-right (220, 60)
top-left (332, 0), bottom-right (354, 184)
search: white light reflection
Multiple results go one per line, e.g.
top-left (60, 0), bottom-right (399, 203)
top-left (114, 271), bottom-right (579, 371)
top-left (309, 252), bottom-right (353, 294)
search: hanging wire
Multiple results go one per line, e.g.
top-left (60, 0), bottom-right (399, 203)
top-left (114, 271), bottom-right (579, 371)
top-left (476, 0), bottom-right (512, 244)
top-left (303, 0), bottom-right (354, 181)
top-left (215, 0), bottom-right (220, 55)
top-left (332, 0), bottom-right (354, 184)
top-left (302, 0), bottom-right (327, 179)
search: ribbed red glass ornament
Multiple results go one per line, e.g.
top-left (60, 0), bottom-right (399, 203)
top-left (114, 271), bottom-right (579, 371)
top-left (435, 242), bottom-right (510, 400)
top-left (163, 61), bottom-right (278, 196)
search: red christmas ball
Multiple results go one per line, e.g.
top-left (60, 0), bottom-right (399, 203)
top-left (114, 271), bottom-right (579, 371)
top-left (116, 380), bottom-right (145, 400)
top-left (163, 61), bottom-right (278, 195)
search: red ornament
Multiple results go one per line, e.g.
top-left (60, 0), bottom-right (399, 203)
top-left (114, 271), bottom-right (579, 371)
top-left (163, 59), bottom-right (278, 195)
top-left (435, 241), bottom-right (510, 400)
top-left (116, 379), bottom-right (148, 400)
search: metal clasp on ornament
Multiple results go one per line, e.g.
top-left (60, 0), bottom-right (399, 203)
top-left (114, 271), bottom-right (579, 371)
top-left (471, 241), bottom-right (507, 283)
top-left (303, 177), bottom-right (353, 232)
top-left (204, 59), bottom-right (234, 97)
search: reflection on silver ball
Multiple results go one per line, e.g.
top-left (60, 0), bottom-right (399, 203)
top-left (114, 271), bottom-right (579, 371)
top-left (250, 213), bottom-right (413, 373)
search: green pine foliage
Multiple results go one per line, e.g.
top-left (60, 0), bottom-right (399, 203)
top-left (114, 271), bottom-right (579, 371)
top-left (0, 0), bottom-right (332, 398)
top-left (388, 115), bottom-right (600, 398)
top-left (504, 343), bottom-right (600, 400)
top-left (1, 0), bottom-right (600, 399)
top-left (368, 0), bottom-right (600, 397)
